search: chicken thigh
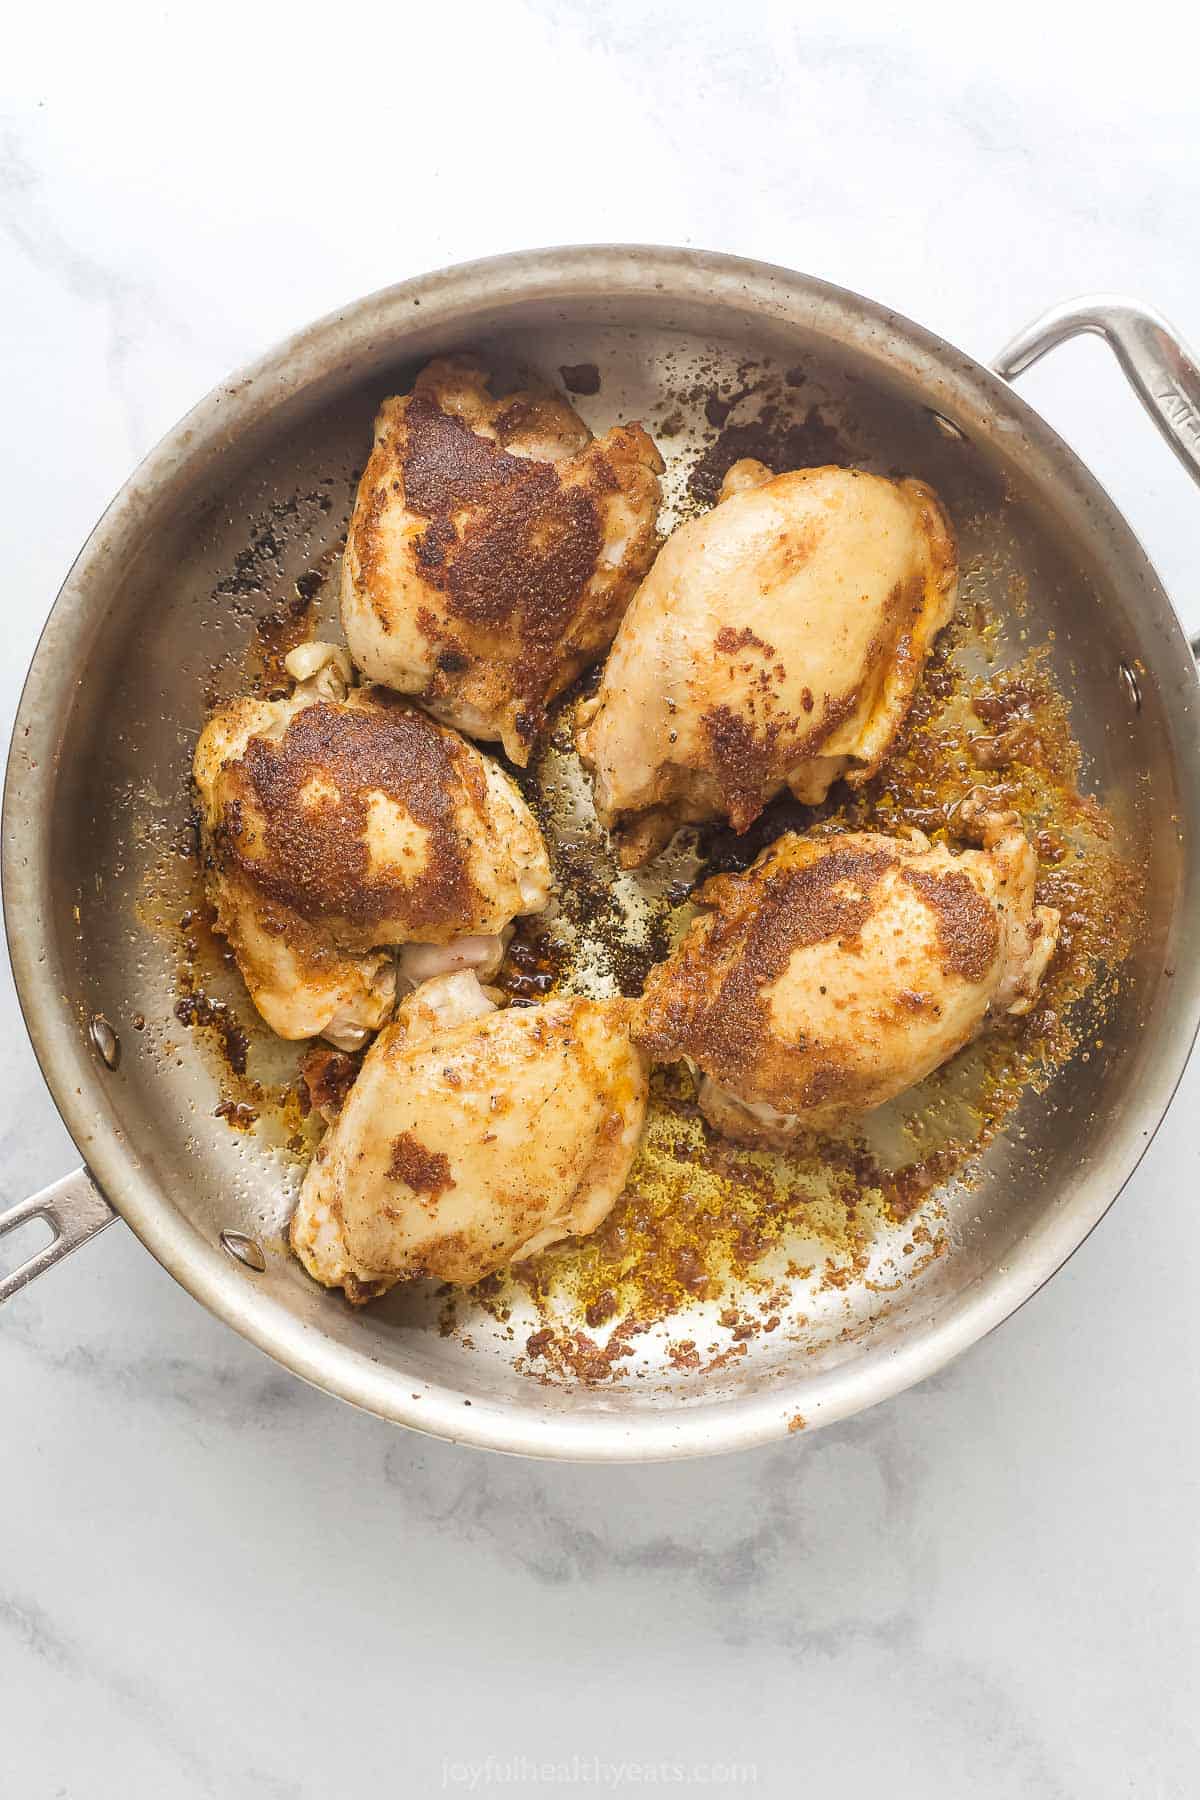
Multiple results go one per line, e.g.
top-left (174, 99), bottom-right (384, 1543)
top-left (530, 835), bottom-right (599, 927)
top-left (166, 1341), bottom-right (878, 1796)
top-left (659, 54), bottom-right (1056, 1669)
top-left (341, 354), bottom-right (664, 765)
top-left (577, 460), bottom-right (957, 865)
top-left (290, 973), bottom-right (648, 1299)
top-left (193, 644), bottom-right (551, 1049)
top-left (635, 800), bottom-right (1059, 1143)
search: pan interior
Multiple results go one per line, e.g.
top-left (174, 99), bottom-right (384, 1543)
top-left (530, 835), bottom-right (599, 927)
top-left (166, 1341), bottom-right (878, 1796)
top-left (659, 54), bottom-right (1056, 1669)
top-left (24, 278), bottom-right (1186, 1439)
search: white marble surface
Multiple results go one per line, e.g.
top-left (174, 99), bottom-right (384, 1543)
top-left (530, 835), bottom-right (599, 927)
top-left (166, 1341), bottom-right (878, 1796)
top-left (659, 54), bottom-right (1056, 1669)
top-left (3, 3), bottom-right (1199, 1794)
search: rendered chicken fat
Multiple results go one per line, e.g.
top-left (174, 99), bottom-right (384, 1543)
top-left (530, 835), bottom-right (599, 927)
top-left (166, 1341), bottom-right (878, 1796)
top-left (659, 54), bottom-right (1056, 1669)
top-left (577, 460), bottom-right (958, 864)
top-left (290, 976), bottom-right (649, 1299)
top-left (635, 802), bottom-right (1060, 1142)
top-left (340, 354), bottom-right (664, 764)
top-left (192, 646), bottom-right (551, 1049)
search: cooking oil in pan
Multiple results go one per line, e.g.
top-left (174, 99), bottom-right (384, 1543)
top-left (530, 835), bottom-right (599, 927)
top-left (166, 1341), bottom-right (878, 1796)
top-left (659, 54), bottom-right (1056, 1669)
top-left (137, 355), bottom-right (1141, 1384)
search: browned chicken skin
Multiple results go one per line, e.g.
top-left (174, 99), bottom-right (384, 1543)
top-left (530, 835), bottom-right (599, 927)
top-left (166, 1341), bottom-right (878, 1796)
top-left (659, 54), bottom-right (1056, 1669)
top-left (340, 354), bottom-right (664, 764)
top-left (635, 800), bottom-right (1059, 1143)
top-left (193, 645), bottom-right (550, 1048)
top-left (290, 973), bottom-right (649, 1299)
top-left (577, 459), bottom-right (958, 865)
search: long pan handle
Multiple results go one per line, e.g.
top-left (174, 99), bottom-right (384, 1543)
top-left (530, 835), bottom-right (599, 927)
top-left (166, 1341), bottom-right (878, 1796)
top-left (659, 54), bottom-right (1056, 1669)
top-left (0, 1168), bottom-right (117, 1303)
top-left (994, 294), bottom-right (1200, 656)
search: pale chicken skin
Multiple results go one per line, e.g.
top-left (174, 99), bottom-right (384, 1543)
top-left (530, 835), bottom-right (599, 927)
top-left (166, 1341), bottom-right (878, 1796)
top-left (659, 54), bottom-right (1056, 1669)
top-left (635, 802), bottom-right (1059, 1143)
top-left (193, 644), bottom-right (550, 1050)
top-left (576, 459), bottom-right (958, 865)
top-left (341, 354), bottom-right (664, 765)
top-left (290, 973), bottom-right (649, 1300)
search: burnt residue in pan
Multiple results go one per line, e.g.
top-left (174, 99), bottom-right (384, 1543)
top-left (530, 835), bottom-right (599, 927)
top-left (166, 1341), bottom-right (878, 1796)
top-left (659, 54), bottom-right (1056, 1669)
top-left (142, 354), bottom-right (1142, 1383)
top-left (166, 893), bottom-right (313, 1150)
top-left (448, 608), bottom-right (1140, 1376)
top-left (687, 400), bottom-right (853, 508)
top-left (644, 359), bottom-right (859, 516)
top-left (559, 361), bottom-right (601, 396)
top-left (252, 540), bottom-right (345, 693)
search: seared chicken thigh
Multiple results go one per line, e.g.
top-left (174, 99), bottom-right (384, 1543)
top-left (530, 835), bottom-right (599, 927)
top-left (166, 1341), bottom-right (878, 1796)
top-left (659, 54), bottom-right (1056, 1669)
top-left (193, 644), bottom-right (550, 1049)
top-left (636, 801), bottom-right (1059, 1142)
top-left (577, 460), bottom-right (957, 865)
top-left (290, 973), bottom-right (648, 1299)
top-left (341, 354), bottom-right (664, 764)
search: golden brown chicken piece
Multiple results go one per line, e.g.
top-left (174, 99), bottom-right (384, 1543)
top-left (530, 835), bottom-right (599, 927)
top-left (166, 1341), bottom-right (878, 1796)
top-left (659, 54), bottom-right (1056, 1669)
top-left (577, 459), bottom-right (957, 865)
top-left (193, 644), bottom-right (551, 1050)
top-left (635, 801), bottom-right (1059, 1143)
top-left (340, 354), bottom-right (664, 765)
top-left (290, 972), bottom-right (648, 1300)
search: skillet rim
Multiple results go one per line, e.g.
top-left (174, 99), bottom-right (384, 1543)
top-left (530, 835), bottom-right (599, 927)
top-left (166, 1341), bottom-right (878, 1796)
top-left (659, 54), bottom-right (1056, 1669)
top-left (5, 243), bottom-right (1198, 1459)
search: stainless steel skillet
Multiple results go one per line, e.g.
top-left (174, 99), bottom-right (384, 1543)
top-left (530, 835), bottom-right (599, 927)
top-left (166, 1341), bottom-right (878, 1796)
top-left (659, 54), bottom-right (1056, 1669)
top-left (3, 247), bottom-right (1199, 1460)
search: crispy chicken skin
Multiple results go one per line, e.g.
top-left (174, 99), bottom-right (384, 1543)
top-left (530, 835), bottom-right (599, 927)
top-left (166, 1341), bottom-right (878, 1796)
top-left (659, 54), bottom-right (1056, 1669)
top-left (577, 459), bottom-right (957, 865)
top-left (192, 644), bottom-right (550, 1050)
top-left (290, 973), bottom-right (649, 1300)
top-left (635, 800), bottom-right (1059, 1143)
top-left (340, 353), bottom-right (664, 765)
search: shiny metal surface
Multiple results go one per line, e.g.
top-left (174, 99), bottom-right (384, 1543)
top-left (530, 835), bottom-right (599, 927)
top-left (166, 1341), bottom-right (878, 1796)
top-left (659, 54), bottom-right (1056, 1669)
top-left (88, 1012), bottom-right (121, 1070)
top-left (220, 1230), bottom-right (268, 1274)
top-left (4, 247), bottom-right (1199, 1459)
top-left (995, 295), bottom-right (1200, 512)
top-left (0, 1167), bottom-right (116, 1303)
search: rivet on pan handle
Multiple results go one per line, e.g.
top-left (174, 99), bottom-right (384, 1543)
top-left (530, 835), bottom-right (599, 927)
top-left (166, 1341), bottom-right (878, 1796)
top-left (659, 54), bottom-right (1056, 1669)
top-left (994, 294), bottom-right (1200, 657)
top-left (0, 1168), bottom-right (118, 1304)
